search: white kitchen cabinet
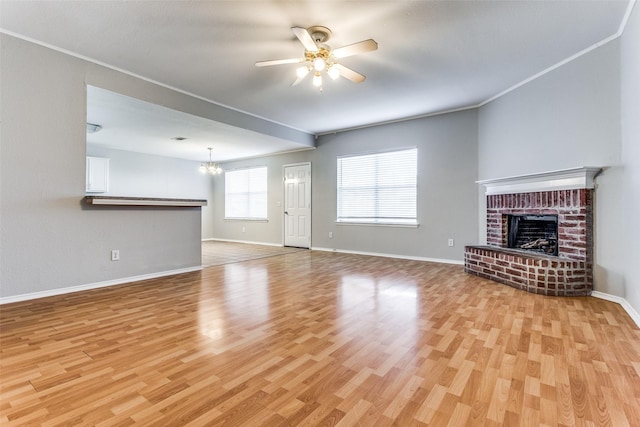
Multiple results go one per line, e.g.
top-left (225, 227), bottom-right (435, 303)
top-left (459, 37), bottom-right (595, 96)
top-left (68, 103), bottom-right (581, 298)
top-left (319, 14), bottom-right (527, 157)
top-left (86, 156), bottom-right (110, 193)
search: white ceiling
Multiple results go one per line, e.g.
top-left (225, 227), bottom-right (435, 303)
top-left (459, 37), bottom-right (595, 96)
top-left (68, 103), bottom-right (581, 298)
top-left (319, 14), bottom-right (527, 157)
top-left (85, 85), bottom-right (311, 162)
top-left (0, 1), bottom-right (631, 162)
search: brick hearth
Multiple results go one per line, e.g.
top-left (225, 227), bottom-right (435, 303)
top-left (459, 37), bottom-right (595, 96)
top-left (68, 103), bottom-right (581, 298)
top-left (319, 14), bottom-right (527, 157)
top-left (465, 188), bottom-right (594, 296)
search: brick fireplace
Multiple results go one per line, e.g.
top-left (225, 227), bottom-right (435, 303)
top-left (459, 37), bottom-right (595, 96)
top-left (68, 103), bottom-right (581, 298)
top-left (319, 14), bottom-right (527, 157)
top-left (465, 167), bottom-right (601, 296)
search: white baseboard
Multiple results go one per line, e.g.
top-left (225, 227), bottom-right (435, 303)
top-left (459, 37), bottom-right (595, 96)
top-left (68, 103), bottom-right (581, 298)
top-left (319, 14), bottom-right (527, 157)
top-left (591, 291), bottom-right (640, 328)
top-left (308, 250), bottom-right (639, 328)
top-left (203, 238), bottom-right (283, 247)
top-left (0, 266), bottom-right (202, 305)
top-left (310, 246), bottom-right (464, 266)
top-left (6, 256), bottom-right (637, 329)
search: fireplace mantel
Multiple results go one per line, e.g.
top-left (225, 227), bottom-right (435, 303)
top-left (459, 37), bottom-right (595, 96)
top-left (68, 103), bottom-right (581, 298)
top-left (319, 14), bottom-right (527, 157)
top-left (477, 166), bottom-right (602, 195)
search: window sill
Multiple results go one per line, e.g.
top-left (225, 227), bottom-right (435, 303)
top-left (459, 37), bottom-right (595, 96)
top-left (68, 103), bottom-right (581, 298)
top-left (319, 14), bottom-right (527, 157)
top-left (335, 221), bottom-right (419, 228)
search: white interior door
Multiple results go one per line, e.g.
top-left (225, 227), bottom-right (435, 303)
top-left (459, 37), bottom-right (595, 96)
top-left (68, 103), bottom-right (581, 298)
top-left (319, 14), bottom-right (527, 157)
top-left (284, 163), bottom-right (311, 248)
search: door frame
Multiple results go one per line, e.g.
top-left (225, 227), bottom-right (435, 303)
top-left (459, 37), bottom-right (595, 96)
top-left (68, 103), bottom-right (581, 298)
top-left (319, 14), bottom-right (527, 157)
top-left (282, 162), bottom-right (311, 248)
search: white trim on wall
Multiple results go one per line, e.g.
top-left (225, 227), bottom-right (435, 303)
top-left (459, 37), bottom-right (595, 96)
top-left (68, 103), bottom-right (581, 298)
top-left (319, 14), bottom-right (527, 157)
top-left (480, 0), bottom-right (636, 108)
top-left (0, 29), bottom-right (310, 136)
top-left (0, 266), bottom-right (202, 305)
top-left (319, 1), bottom-right (639, 137)
top-left (476, 166), bottom-right (602, 195)
top-left (2, 1), bottom-right (636, 142)
top-left (204, 237), bottom-right (284, 247)
top-left (311, 246), bottom-right (464, 266)
top-left (592, 291), bottom-right (640, 328)
top-left (5, 241), bottom-right (636, 329)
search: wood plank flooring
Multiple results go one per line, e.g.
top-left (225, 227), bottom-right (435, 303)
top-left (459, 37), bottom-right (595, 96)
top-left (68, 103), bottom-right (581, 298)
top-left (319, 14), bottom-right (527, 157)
top-left (2, 251), bottom-right (640, 426)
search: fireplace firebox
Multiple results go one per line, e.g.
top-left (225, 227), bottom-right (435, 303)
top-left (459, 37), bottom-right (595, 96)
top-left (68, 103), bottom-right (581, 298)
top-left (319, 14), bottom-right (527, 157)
top-left (507, 214), bottom-right (558, 255)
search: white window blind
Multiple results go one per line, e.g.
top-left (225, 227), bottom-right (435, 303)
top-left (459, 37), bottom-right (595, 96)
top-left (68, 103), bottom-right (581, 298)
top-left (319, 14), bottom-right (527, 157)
top-left (337, 148), bottom-right (417, 224)
top-left (225, 166), bottom-right (268, 220)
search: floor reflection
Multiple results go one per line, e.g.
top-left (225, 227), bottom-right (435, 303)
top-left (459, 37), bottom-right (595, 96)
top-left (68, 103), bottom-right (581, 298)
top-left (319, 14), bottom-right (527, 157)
top-left (223, 263), bottom-right (270, 321)
top-left (197, 263), bottom-right (270, 342)
top-left (199, 315), bottom-right (225, 341)
top-left (341, 274), bottom-right (417, 311)
top-left (339, 273), bottom-right (419, 346)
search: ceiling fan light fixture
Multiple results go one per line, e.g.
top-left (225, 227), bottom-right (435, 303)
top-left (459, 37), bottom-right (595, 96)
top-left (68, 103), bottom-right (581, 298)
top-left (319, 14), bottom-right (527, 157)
top-left (328, 66), bottom-right (340, 80)
top-left (312, 72), bottom-right (322, 87)
top-left (296, 66), bottom-right (310, 78)
top-left (313, 57), bottom-right (326, 72)
top-left (255, 26), bottom-right (378, 90)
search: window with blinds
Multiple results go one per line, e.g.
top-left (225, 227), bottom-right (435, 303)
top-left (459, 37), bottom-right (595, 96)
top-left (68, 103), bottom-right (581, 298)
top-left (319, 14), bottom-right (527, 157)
top-left (225, 166), bottom-right (268, 220)
top-left (337, 148), bottom-right (417, 225)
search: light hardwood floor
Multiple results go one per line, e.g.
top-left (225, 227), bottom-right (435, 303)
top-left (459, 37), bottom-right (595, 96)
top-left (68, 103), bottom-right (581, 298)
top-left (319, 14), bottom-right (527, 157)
top-left (1, 250), bottom-right (639, 426)
top-left (202, 241), bottom-right (305, 267)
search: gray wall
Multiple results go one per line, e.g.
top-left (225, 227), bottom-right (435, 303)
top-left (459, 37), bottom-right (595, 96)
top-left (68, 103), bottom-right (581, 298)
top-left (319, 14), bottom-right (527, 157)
top-left (478, 40), bottom-right (621, 175)
top-left (0, 34), bottom-right (306, 299)
top-left (478, 39), bottom-right (627, 299)
top-left (312, 111), bottom-right (478, 261)
top-left (212, 109), bottom-right (479, 263)
top-left (0, 36), bottom-right (200, 298)
top-left (209, 151), bottom-right (313, 245)
top-left (86, 146), bottom-right (215, 238)
top-left (621, 3), bottom-right (640, 314)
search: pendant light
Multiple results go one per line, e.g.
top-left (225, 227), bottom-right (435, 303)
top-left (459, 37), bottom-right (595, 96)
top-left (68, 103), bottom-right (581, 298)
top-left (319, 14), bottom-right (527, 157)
top-left (199, 147), bottom-right (223, 175)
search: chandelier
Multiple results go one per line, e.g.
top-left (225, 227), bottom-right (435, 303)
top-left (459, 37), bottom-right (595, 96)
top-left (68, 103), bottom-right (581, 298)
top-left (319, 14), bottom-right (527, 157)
top-left (199, 147), bottom-right (223, 175)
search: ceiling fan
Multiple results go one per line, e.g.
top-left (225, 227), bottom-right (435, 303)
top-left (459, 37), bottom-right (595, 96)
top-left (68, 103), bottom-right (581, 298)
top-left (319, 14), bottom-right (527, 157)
top-left (255, 26), bottom-right (378, 90)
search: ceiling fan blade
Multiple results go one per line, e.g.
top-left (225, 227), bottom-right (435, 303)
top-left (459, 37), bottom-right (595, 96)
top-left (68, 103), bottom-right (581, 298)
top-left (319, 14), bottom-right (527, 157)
top-left (292, 26), bottom-right (319, 52)
top-left (333, 64), bottom-right (366, 83)
top-left (255, 58), bottom-right (302, 67)
top-left (332, 39), bottom-right (378, 59)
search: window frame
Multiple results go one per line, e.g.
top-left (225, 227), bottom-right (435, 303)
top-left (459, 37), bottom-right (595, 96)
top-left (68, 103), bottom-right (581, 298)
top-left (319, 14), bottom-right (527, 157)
top-left (336, 147), bottom-right (418, 227)
top-left (224, 166), bottom-right (268, 221)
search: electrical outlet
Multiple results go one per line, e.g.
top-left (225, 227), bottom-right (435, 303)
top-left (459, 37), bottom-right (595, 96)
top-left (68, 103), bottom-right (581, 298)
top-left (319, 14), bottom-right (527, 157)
top-left (448, 239), bottom-right (454, 247)
top-left (329, 232), bottom-right (333, 238)
top-left (242, 226), bottom-right (246, 233)
top-left (111, 249), bottom-right (120, 261)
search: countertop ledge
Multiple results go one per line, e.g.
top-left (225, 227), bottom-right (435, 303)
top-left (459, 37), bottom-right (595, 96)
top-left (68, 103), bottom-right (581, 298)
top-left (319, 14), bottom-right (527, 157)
top-left (83, 196), bottom-right (207, 207)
